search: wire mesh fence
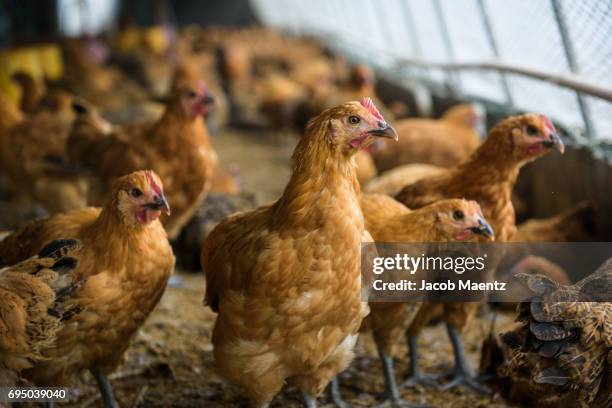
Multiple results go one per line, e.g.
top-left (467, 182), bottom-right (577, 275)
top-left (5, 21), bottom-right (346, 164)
top-left (252, 0), bottom-right (612, 141)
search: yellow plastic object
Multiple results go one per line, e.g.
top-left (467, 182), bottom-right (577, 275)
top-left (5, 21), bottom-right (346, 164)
top-left (0, 44), bottom-right (64, 106)
top-left (143, 26), bottom-right (169, 55)
top-left (115, 26), bottom-right (169, 55)
top-left (37, 44), bottom-right (64, 80)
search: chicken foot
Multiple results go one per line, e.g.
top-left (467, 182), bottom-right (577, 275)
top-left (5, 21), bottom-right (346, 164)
top-left (91, 368), bottom-right (120, 408)
top-left (437, 324), bottom-right (490, 394)
top-left (399, 336), bottom-right (439, 389)
top-left (374, 348), bottom-right (428, 408)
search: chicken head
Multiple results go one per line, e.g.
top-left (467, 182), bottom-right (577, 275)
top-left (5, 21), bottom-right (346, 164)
top-left (113, 170), bottom-right (171, 226)
top-left (434, 199), bottom-right (495, 242)
top-left (319, 97), bottom-right (398, 156)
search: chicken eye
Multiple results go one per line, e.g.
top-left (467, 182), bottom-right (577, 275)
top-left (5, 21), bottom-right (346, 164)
top-left (188, 91), bottom-right (198, 98)
top-left (452, 210), bottom-right (464, 220)
top-left (526, 125), bottom-right (539, 136)
top-left (130, 188), bottom-right (143, 198)
top-left (348, 116), bottom-right (361, 125)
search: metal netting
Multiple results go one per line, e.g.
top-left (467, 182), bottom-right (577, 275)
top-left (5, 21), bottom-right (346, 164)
top-left (252, 0), bottom-right (612, 141)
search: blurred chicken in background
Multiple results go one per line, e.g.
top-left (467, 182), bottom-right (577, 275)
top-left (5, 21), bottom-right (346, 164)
top-left (67, 81), bottom-right (217, 239)
top-left (373, 103), bottom-right (484, 173)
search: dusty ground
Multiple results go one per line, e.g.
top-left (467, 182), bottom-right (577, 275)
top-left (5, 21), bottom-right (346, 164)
top-left (16, 130), bottom-right (518, 407)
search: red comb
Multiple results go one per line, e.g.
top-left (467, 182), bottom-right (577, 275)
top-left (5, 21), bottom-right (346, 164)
top-left (539, 114), bottom-right (556, 133)
top-left (360, 97), bottom-right (384, 121)
top-left (145, 171), bottom-right (163, 196)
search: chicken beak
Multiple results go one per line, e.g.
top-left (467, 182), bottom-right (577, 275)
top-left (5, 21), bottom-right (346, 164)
top-left (202, 92), bottom-right (215, 106)
top-left (469, 217), bottom-right (494, 238)
top-left (144, 195), bottom-right (171, 215)
top-left (159, 195), bottom-right (171, 215)
top-left (367, 122), bottom-right (398, 141)
top-left (543, 132), bottom-right (565, 154)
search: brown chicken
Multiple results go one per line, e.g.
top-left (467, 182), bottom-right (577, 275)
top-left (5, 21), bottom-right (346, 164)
top-left (496, 260), bottom-right (612, 407)
top-left (372, 103), bottom-right (484, 173)
top-left (11, 71), bottom-right (47, 113)
top-left (355, 150), bottom-right (378, 185)
top-left (364, 163), bottom-right (446, 196)
top-left (60, 37), bottom-right (148, 113)
top-left (396, 114), bottom-right (565, 243)
top-left (512, 201), bottom-right (596, 242)
top-left (340, 194), bottom-right (495, 406)
top-left (395, 113), bottom-right (565, 390)
top-left (0, 239), bottom-right (82, 387)
top-left (171, 46), bottom-right (230, 133)
top-left (202, 99), bottom-right (397, 407)
top-left (0, 170), bottom-right (174, 407)
top-left (257, 72), bottom-right (307, 135)
top-left (0, 83), bottom-right (84, 215)
top-left (293, 64), bottom-right (392, 132)
top-left (0, 91), bottom-right (23, 135)
top-left (67, 81), bottom-right (218, 239)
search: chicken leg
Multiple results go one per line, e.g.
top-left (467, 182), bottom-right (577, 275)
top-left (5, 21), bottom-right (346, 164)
top-left (91, 368), bottom-right (120, 408)
top-left (330, 377), bottom-right (349, 408)
top-left (301, 391), bottom-right (317, 408)
top-left (399, 336), bottom-right (439, 389)
top-left (374, 348), bottom-right (426, 408)
top-left (437, 324), bottom-right (490, 394)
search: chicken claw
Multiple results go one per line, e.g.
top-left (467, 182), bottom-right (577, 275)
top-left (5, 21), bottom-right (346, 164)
top-left (374, 349), bottom-right (429, 408)
top-left (399, 336), bottom-right (439, 389)
top-left (436, 325), bottom-right (491, 395)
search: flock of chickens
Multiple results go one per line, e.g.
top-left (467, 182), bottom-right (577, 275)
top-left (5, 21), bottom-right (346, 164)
top-left (0, 25), bottom-right (610, 408)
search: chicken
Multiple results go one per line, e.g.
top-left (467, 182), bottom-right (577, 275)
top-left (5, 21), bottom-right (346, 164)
top-left (293, 64), bottom-right (392, 133)
top-left (0, 85), bottom-right (83, 215)
top-left (257, 72), bottom-right (307, 136)
top-left (396, 113), bottom-right (565, 243)
top-left (497, 259), bottom-right (612, 407)
top-left (60, 37), bottom-right (148, 113)
top-left (0, 170), bottom-right (174, 407)
top-left (202, 99), bottom-right (397, 407)
top-left (171, 54), bottom-right (229, 134)
top-left (512, 202), bottom-right (596, 242)
top-left (210, 164), bottom-right (242, 196)
top-left (11, 71), bottom-right (46, 113)
top-left (0, 109), bottom-right (74, 181)
top-left (67, 81), bottom-right (218, 239)
top-left (355, 150), bottom-right (378, 185)
top-left (341, 194), bottom-right (495, 406)
top-left (492, 255), bottom-right (572, 311)
top-left (395, 113), bottom-right (565, 390)
top-left (0, 91), bottom-right (23, 135)
top-left (364, 163), bottom-right (446, 196)
top-left (372, 103), bottom-right (484, 173)
top-left (0, 239), bottom-right (82, 386)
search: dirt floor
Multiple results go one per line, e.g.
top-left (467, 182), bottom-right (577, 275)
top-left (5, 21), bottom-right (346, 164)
top-left (18, 130), bottom-right (518, 407)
